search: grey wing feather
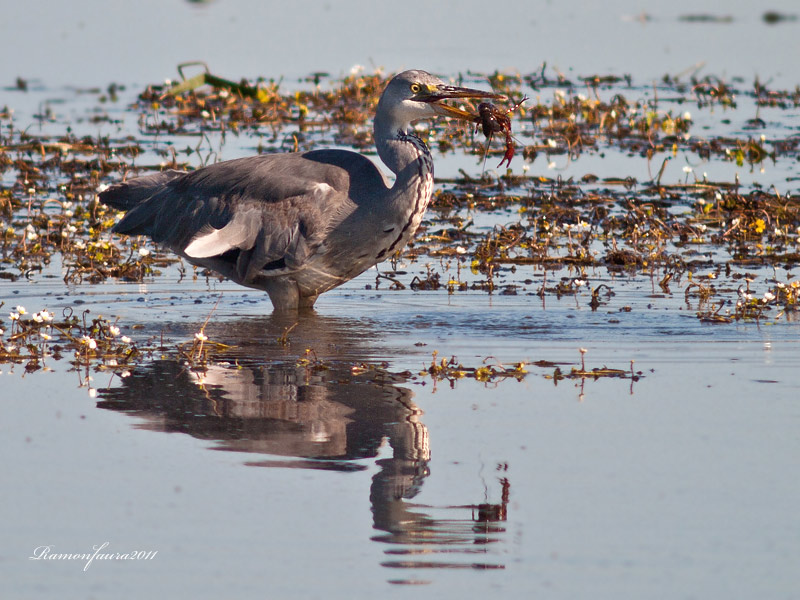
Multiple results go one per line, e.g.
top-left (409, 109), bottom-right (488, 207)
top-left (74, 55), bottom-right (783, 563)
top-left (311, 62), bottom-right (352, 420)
top-left (100, 153), bottom-right (370, 279)
top-left (100, 170), bottom-right (184, 211)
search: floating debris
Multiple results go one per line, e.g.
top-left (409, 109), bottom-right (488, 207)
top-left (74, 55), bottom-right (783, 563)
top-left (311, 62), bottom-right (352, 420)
top-left (762, 11), bottom-right (798, 25)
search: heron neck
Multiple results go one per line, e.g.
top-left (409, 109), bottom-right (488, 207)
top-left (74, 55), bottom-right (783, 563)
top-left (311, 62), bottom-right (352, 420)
top-left (373, 114), bottom-right (433, 183)
top-left (371, 113), bottom-right (435, 257)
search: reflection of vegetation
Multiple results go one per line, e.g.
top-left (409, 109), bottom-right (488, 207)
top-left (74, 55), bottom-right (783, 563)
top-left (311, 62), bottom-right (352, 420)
top-left (0, 302), bottom-right (651, 397)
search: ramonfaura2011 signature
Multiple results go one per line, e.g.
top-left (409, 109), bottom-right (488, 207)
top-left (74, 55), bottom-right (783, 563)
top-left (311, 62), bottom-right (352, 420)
top-left (29, 542), bottom-right (158, 571)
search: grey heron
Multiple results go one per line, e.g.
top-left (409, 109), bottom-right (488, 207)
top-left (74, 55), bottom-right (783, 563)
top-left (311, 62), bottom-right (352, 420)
top-left (100, 70), bottom-right (502, 310)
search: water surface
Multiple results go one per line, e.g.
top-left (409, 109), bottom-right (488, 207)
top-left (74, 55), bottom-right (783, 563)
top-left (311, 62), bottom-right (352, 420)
top-left (1, 1), bottom-right (800, 598)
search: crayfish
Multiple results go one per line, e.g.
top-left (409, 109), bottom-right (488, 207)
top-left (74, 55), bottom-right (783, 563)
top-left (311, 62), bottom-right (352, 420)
top-left (475, 96), bottom-right (527, 169)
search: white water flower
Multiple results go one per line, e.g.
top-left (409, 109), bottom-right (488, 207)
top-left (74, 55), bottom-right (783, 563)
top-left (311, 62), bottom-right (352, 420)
top-left (138, 247), bottom-right (151, 258)
top-left (80, 335), bottom-right (97, 350)
top-left (121, 336), bottom-right (132, 344)
top-left (566, 221), bottom-right (591, 233)
top-left (108, 325), bottom-right (121, 337)
top-left (763, 292), bottom-right (776, 302)
top-left (9, 313), bottom-right (19, 321)
top-left (32, 310), bottom-right (51, 323)
top-left (194, 332), bottom-right (208, 342)
top-left (15, 306), bottom-right (27, 315)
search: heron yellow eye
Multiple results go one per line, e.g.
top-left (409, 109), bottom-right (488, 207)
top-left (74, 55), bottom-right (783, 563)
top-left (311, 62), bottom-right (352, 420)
top-left (410, 83), bottom-right (421, 94)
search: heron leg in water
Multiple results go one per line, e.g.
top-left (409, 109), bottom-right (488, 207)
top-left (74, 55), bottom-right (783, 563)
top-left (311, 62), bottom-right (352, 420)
top-left (263, 278), bottom-right (318, 311)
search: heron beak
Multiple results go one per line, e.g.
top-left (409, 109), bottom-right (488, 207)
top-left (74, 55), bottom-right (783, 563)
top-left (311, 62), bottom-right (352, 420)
top-left (421, 84), bottom-right (506, 121)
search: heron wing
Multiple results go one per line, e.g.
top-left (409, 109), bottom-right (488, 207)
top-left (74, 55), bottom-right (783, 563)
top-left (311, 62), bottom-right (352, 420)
top-left (104, 151), bottom-right (384, 280)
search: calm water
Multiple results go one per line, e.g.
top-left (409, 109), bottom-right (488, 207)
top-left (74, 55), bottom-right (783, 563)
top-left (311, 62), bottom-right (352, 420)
top-left (2, 1), bottom-right (800, 598)
top-left (2, 0), bottom-right (800, 87)
top-left (3, 277), bottom-right (799, 598)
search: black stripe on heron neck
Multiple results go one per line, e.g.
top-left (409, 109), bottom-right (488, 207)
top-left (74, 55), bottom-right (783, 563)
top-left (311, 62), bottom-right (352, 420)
top-left (376, 132), bottom-right (433, 260)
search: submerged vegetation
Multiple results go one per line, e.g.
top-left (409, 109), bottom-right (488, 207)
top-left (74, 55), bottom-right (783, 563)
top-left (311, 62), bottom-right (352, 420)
top-left (1, 64), bottom-right (799, 390)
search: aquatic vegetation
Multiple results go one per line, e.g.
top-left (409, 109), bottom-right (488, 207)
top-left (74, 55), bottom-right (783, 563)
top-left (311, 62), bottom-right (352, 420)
top-left (423, 350), bottom-right (528, 386)
top-left (0, 302), bottom-right (145, 377)
top-left (1, 65), bottom-right (799, 391)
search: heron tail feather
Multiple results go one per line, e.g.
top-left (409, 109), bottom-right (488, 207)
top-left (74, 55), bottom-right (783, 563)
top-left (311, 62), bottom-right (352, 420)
top-left (99, 170), bottom-right (184, 212)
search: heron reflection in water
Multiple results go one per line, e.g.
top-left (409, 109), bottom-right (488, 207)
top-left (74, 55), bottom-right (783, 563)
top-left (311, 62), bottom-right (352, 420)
top-left (97, 316), bottom-right (509, 570)
top-left (100, 71), bottom-right (502, 310)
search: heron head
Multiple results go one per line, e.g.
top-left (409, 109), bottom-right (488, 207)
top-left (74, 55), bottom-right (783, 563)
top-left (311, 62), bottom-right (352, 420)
top-left (378, 70), bottom-right (504, 129)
